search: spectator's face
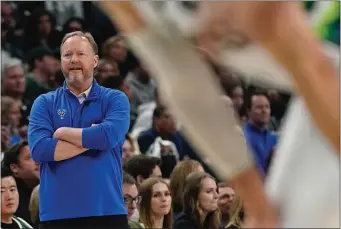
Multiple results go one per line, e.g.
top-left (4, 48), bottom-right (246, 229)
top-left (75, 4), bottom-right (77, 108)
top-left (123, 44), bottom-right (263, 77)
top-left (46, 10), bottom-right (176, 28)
top-left (1, 3), bottom-right (14, 28)
top-left (231, 86), bottom-right (244, 111)
top-left (11, 146), bottom-right (39, 181)
top-left (268, 89), bottom-right (281, 102)
top-left (249, 95), bottom-right (271, 126)
top-left (68, 21), bottom-right (83, 33)
top-left (122, 139), bottom-right (134, 167)
top-left (218, 186), bottom-right (235, 215)
top-left (39, 14), bottom-right (52, 35)
top-left (152, 165), bottom-right (162, 178)
top-left (97, 62), bottom-right (119, 83)
top-left (2, 66), bottom-right (25, 96)
top-left (1, 176), bottom-right (19, 217)
top-left (198, 177), bottom-right (219, 214)
top-left (123, 183), bottom-right (139, 220)
top-left (8, 102), bottom-right (21, 128)
top-left (158, 111), bottom-right (177, 134)
top-left (150, 182), bottom-right (172, 217)
top-left (109, 40), bottom-right (127, 63)
top-left (61, 36), bottom-right (99, 85)
top-left (40, 56), bottom-right (59, 77)
top-left (120, 83), bottom-right (133, 101)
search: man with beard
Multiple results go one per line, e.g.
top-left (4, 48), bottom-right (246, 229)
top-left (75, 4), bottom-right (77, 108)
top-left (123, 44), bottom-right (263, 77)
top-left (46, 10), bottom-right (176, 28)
top-left (28, 31), bottom-right (130, 229)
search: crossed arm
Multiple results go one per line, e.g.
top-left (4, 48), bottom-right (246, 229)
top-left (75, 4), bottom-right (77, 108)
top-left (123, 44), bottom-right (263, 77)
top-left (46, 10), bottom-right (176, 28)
top-left (28, 92), bottom-right (130, 162)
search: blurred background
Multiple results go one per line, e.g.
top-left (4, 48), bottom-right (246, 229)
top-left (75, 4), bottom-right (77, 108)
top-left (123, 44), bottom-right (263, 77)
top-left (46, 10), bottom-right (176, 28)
top-left (0, 1), bottom-right (339, 227)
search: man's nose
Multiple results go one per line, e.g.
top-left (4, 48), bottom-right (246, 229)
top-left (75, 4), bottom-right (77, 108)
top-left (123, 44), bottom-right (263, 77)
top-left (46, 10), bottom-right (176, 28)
top-left (71, 55), bottom-right (79, 63)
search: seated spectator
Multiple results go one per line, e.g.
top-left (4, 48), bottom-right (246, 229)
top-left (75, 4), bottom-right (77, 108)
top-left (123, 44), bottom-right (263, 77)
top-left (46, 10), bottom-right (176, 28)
top-left (1, 57), bottom-right (30, 126)
top-left (62, 17), bottom-right (88, 35)
top-left (122, 134), bottom-right (141, 168)
top-left (2, 141), bottom-right (39, 225)
top-left (122, 173), bottom-right (143, 228)
top-left (218, 183), bottom-right (236, 228)
top-left (225, 195), bottom-right (244, 229)
top-left (45, 2), bottom-right (84, 29)
top-left (101, 35), bottom-right (130, 77)
top-left (138, 177), bottom-right (172, 228)
top-left (226, 84), bottom-right (246, 124)
top-left (48, 68), bottom-right (64, 89)
top-left (1, 3), bottom-right (25, 60)
top-left (267, 89), bottom-right (289, 130)
top-left (173, 172), bottom-right (220, 229)
top-left (96, 59), bottom-right (120, 84)
top-left (24, 46), bottom-right (59, 102)
top-left (1, 125), bottom-right (11, 157)
top-left (170, 160), bottom-right (204, 219)
top-left (1, 166), bottom-right (33, 228)
top-left (125, 155), bottom-right (162, 188)
top-left (125, 60), bottom-right (157, 109)
top-left (24, 8), bottom-right (62, 52)
top-left (243, 91), bottom-right (278, 176)
top-left (131, 89), bottom-right (163, 139)
top-left (137, 105), bottom-right (196, 160)
top-left (145, 137), bottom-right (179, 178)
top-left (29, 185), bottom-right (40, 228)
top-left (1, 96), bottom-right (24, 145)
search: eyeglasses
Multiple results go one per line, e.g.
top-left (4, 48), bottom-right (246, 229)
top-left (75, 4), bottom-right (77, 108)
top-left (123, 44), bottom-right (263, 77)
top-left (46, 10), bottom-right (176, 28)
top-left (124, 196), bottom-right (142, 205)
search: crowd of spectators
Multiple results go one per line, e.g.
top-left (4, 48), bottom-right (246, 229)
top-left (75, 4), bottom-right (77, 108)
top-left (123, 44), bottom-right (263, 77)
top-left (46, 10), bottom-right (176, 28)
top-left (1, 1), bottom-right (339, 229)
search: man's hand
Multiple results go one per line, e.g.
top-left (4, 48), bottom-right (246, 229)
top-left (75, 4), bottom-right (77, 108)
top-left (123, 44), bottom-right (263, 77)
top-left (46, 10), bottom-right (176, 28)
top-left (53, 127), bottom-right (83, 148)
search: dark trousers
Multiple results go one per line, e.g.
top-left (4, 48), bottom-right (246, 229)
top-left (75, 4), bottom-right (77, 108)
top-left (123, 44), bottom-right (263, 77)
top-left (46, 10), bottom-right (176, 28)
top-left (39, 215), bottom-right (129, 229)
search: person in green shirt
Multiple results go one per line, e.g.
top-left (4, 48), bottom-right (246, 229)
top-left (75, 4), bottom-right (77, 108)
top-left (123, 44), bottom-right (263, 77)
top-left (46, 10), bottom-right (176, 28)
top-left (23, 46), bottom-right (60, 108)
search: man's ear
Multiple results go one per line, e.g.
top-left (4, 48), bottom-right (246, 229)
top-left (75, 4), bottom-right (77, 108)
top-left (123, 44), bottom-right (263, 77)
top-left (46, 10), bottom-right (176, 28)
top-left (9, 164), bottom-right (19, 176)
top-left (93, 55), bottom-right (99, 68)
top-left (137, 175), bottom-right (144, 186)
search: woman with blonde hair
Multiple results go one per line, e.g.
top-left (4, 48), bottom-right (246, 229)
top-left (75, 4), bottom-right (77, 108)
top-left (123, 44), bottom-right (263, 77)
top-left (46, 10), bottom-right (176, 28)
top-left (1, 96), bottom-right (23, 145)
top-left (138, 177), bottom-right (173, 228)
top-left (174, 172), bottom-right (221, 229)
top-left (29, 185), bottom-right (40, 228)
top-left (101, 35), bottom-right (132, 78)
top-left (225, 195), bottom-right (244, 229)
top-left (169, 160), bottom-right (204, 218)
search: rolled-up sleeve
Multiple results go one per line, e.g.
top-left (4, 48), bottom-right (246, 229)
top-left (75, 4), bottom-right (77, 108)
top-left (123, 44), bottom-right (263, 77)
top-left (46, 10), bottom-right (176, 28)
top-left (82, 91), bottom-right (130, 151)
top-left (28, 95), bottom-right (57, 162)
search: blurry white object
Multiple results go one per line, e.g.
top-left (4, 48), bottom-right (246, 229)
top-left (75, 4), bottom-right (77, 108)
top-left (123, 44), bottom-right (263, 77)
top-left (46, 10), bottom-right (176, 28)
top-left (146, 137), bottom-right (180, 161)
top-left (266, 97), bottom-right (339, 228)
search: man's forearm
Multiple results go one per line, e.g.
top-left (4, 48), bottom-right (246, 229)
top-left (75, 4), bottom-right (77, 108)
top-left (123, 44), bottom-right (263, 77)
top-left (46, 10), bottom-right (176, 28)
top-left (54, 127), bottom-right (83, 148)
top-left (54, 140), bottom-right (88, 161)
top-left (230, 166), bottom-right (278, 228)
top-left (261, 9), bottom-right (340, 154)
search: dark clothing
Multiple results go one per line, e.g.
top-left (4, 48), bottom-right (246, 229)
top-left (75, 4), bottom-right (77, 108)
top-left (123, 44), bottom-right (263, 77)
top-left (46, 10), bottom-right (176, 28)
top-left (137, 129), bottom-right (197, 160)
top-left (173, 212), bottom-right (201, 229)
top-left (1, 216), bottom-right (33, 228)
top-left (15, 178), bottom-right (37, 226)
top-left (39, 215), bottom-right (129, 229)
top-left (1, 222), bottom-right (20, 229)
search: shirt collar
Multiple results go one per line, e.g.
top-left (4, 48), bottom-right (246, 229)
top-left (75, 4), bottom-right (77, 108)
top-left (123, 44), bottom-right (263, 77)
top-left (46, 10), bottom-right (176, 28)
top-left (67, 83), bottom-right (92, 99)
